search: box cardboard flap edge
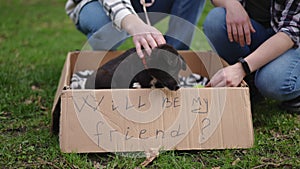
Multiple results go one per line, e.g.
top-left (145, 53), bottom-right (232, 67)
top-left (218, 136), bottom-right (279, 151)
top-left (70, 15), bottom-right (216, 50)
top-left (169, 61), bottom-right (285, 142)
top-left (51, 50), bottom-right (254, 153)
top-left (51, 51), bottom-right (73, 134)
top-left (51, 51), bottom-right (128, 134)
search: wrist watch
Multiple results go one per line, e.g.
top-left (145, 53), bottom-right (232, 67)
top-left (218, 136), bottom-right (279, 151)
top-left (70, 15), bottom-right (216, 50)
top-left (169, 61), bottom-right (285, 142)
top-left (238, 57), bottom-right (251, 75)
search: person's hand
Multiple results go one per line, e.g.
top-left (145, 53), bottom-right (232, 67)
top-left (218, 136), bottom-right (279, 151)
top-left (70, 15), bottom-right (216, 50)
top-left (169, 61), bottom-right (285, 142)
top-left (225, 1), bottom-right (255, 47)
top-left (121, 14), bottom-right (166, 58)
top-left (206, 63), bottom-right (246, 87)
top-left (131, 23), bottom-right (166, 58)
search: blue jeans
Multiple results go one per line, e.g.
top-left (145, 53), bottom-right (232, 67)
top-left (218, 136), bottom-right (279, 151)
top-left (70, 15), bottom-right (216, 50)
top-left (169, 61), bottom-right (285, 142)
top-left (203, 7), bottom-right (300, 101)
top-left (77, 0), bottom-right (206, 50)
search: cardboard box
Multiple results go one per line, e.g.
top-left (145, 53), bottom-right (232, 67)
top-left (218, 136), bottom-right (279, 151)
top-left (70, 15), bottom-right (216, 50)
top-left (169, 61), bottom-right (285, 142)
top-left (51, 50), bottom-right (254, 153)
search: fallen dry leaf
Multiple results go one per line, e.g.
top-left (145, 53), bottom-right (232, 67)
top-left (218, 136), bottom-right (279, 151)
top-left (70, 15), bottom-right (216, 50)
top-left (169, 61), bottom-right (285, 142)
top-left (232, 158), bottom-right (241, 166)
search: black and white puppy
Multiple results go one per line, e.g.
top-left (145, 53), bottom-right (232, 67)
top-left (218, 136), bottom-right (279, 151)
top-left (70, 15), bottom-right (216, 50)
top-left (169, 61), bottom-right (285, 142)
top-left (85, 44), bottom-right (186, 90)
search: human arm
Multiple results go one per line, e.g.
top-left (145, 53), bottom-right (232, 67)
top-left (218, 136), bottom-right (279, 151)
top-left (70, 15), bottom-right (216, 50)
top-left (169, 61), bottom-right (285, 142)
top-left (206, 32), bottom-right (294, 87)
top-left (207, 0), bottom-right (299, 87)
top-left (210, 0), bottom-right (255, 46)
top-left (272, 0), bottom-right (300, 48)
top-left (101, 0), bottom-right (166, 58)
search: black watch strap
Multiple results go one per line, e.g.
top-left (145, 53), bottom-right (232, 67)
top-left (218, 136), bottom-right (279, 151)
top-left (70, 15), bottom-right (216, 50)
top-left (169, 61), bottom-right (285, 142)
top-left (238, 57), bottom-right (251, 75)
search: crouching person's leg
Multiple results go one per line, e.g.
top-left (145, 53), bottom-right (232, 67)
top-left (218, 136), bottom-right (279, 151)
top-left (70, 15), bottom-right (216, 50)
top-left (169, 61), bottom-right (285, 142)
top-left (77, 1), bottom-right (127, 50)
top-left (165, 0), bottom-right (206, 50)
top-left (255, 47), bottom-right (300, 113)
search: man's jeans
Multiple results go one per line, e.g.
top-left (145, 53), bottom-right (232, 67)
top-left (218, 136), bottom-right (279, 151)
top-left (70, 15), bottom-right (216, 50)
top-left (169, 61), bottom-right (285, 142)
top-left (77, 0), bottom-right (206, 50)
top-left (203, 7), bottom-right (300, 101)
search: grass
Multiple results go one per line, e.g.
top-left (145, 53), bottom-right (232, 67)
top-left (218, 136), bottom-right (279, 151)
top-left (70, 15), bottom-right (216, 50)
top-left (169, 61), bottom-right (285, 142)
top-left (1, 0), bottom-right (299, 168)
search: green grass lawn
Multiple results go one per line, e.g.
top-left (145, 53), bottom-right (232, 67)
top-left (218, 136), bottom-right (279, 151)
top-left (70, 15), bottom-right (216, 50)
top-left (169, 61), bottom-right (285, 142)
top-left (1, 0), bottom-right (299, 168)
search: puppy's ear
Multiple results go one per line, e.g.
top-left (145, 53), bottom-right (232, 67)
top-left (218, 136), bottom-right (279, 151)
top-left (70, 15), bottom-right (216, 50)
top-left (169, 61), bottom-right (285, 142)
top-left (157, 44), bottom-right (186, 70)
top-left (157, 44), bottom-right (179, 55)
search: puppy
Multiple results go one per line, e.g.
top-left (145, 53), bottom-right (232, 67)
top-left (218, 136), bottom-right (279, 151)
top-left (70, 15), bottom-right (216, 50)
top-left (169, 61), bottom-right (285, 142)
top-left (85, 44), bottom-right (186, 90)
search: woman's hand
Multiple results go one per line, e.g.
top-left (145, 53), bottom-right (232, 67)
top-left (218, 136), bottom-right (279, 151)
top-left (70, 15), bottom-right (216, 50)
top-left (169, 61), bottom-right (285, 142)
top-left (121, 14), bottom-right (166, 58)
top-left (224, 0), bottom-right (255, 46)
top-left (131, 23), bottom-right (166, 58)
top-left (206, 62), bottom-right (246, 87)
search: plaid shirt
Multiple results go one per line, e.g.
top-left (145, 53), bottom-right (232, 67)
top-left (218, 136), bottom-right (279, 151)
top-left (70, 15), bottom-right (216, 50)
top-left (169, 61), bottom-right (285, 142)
top-left (65, 0), bottom-right (136, 30)
top-left (239, 0), bottom-right (300, 47)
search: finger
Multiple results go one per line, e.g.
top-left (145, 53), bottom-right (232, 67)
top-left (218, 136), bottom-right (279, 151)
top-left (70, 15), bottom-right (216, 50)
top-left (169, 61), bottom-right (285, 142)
top-left (214, 79), bottom-right (226, 87)
top-left (140, 38), bottom-right (152, 56)
top-left (243, 24), bottom-right (251, 45)
top-left (205, 82), bottom-right (212, 87)
top-left (152, 33), bottom-right (166, 45)
top-left (145, 34), bottom-right (158, 49)
top-left (210, 69), bottom-right (228, 87)
top-left (134, 42), bottom-right (144, 59)
top-left (208, 79), bottom-right (224, 87)
top-left (207, 77), bottom-right (221, 87)
top-left (226, 23), bottom-right (234, 42)
top-left (237, 25), bottom-right (245, 47)
top-left (231, 25), bottom-right (238, 43)
top-left (249, 20), bottom-right (256, 33)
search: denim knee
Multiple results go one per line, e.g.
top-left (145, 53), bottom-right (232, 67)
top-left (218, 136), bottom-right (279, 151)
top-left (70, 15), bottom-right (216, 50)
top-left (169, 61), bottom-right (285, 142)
top-left (255, 70), bottom-right (285, 100)
top-left (203, 7), bottom-right (226, 39)
top-left (255, 49), bottom-right (300, 101)
top-left (255, 72), bottom-right (298, 101)
top-left (78, 1), bottom-right (111, 37)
